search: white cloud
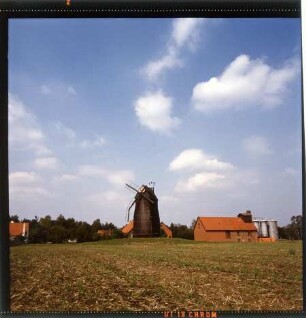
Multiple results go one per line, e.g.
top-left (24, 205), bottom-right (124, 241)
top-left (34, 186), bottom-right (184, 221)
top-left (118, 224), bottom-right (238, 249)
top-left (78, 165), bottom-right (135, 187)
top-left (52, 174), bottom-right (79, 184)
top-left (9, 171), bottom-right (50, 197)
top-left (243, 136), bottom-right (272, 156)
top-left (34, 156), bottom-right (59, 170)
top-left (192, 55), bottom-right (299, 112)
top-left (175, 172), bottom-right (226, 192)
top-left (9, 171), bottom-right (42, 185)
top-left (144, 49), bottom-right (182, 82)
top-left (9, 95), bottom-right (51, 156)
top-left (80, 136), bottom-right (106, 149)
top-left (101, 190), bottom-right (123, 202)
top-left (169, 148), bottom-right (234, 172)
top-left (169, 148), bottom-right (236, 194)
top-left (143, 18), bottom-right (205, 81)
top-left (54, 121), bottom-right (76, 144)
top-left (159, 195), bottom-right (179, 204)
top-left (10, 186), bottom-right (50, 197)
top-left (106, 170), bottom-right (135, 187)
top-left (172, 18), bottom-right (203, 49)
top-left (53, 121), bottom-right (106, 149)
top-left (134, 91), bottom-right (180, 134)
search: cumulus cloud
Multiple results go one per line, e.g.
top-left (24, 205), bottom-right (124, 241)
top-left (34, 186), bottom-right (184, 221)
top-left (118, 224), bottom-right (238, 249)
top-left (169, 148), bottom-right (234, 172)
top-left (144, 49), bottom-right (182, 82)
top-left (172, 18), bottom-right (203, 49)
top-left (53, 121), bottom-right (106, 149)
top-left (9, 171), bottom-right (50, 197)
top-left (192, 54), bottom-right (299, 112)
top-left (34, 156), bottom-right (59, 170)
top-left (52, 174), bottom-right (79, 184)
top-left (175, 172), bottom-right (226, 192)
top-left (9, 171), bottom-right (42, 185)
top-left (243, 136), bottom-right (272, 156)
top-left (107, 171), bottom-right (135, 187)
top-left (159, 195), bottom-right (179, 204)
top-left (78, 165), bottom-right (135, 187)
top-left (9, 95), bottom-right (51, 156)
top-left (143, 18), bottom-right (205, 81)
top-left (86, 190), bottom-right (131, 216)
top-left (134, 91), bottom-right (180, 134)
top-left (169, 148), bottom-right (239, 193)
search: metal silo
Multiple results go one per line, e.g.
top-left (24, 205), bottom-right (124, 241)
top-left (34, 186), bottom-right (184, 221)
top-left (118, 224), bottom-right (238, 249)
top-left (253, 220), bottom-right (261, 236)
top-left (260, 221), bottom-right (269, 237)
top-left (268, 220), bottom-right (279, 240)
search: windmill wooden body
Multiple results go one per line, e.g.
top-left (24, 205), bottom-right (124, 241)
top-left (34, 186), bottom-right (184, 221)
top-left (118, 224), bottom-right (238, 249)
top-left (126, 183), bottom-right (160, 238)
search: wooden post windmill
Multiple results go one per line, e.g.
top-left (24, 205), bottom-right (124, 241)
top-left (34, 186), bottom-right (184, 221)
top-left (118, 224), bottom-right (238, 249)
top-left (125, 182), bottom-right (161, 238)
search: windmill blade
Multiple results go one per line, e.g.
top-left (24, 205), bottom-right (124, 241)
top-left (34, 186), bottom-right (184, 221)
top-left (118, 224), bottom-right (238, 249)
top-left (127, 180), bottom-right (141, 190)
top-left (127, 199), bottom-right (136, 222)
top-left (125, 183), bottom-right (139, 193)
top-left (141, 193), bottom-right (154, 204)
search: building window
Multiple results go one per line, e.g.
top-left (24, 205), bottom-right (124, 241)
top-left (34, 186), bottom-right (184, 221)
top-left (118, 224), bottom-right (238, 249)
top-left (237, 231), bottom-right (240, 236)
top-left (225, 231), bottom-right (231, 239)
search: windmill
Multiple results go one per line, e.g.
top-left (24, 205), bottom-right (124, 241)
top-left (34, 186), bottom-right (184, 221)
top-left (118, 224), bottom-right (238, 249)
top-left (125, 182), bottom-right (160, 238)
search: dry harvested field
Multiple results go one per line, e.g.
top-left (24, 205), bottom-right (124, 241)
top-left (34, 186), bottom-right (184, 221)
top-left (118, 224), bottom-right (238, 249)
top-left (10, 239), bottom-right (302, 312)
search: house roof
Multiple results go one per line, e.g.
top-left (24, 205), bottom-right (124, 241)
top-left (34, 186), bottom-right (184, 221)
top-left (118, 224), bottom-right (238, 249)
top-left (121, 221), bottom-right (134, 234)
top-left (9, 222), bottom-right (29, 237)
top-left (198, 217), bottom-right (257, 231)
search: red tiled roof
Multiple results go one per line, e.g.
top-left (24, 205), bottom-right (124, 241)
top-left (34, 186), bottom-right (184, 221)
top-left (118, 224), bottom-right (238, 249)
top-left (9, 223), bottom-right (29, 237)
top-left (198, 217), bottom-right (257, 231)
top-left (121, 221), bottom-right (133, 234)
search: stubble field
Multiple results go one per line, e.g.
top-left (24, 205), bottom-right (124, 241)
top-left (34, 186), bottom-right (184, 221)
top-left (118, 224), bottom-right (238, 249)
top-left (10, 239), bottom-right (302, 312)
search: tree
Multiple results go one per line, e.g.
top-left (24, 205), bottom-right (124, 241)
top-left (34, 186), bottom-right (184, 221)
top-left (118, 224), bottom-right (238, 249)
top-left (191, 219), bottom-right (197, 230)
top-left (49, 225), bottom-right (69, 243)
top-left (39, 215), bottom-right (53, 228)
top-left (92, 219), bottom-right (102, 233)
top-left (9, 215), bottom-right (20, 222)
top-left (170, 223), bottom-right (194, 240)
top-left (278, 215), bottom-right (303, 240)
top-left (101, 222), bottom-right (116, 230)
top-left (289, 215), bottom-right (302, 240)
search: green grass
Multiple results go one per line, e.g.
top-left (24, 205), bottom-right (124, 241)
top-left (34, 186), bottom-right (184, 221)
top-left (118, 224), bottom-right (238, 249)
top-left (10, 239), bottom-right (302, 312)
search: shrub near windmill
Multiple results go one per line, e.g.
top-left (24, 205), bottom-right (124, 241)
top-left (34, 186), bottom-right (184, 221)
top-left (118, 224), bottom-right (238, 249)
top-left (125, 182), bottom-right (161, 238)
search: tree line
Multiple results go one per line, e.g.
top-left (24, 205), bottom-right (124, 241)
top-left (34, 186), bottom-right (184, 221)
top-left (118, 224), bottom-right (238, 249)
top-left (10, 213), bottom-right (303, 243)
top-left (278, 215), bottom-right (302, 240)
top-left (10, 214), bottom-right (195, 243)
top-left (10, 214), bottom-right (122, 243)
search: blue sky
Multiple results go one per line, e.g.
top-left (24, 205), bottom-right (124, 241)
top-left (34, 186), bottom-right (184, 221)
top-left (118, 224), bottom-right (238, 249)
top-left (8, 18), bottom-right (302, 227)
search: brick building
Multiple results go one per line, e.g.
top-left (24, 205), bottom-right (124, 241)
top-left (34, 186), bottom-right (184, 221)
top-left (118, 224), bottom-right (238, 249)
top-left (194, 211), bottom-right (258, 242)
top-left (9, 222), bottom-right (30, 241)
